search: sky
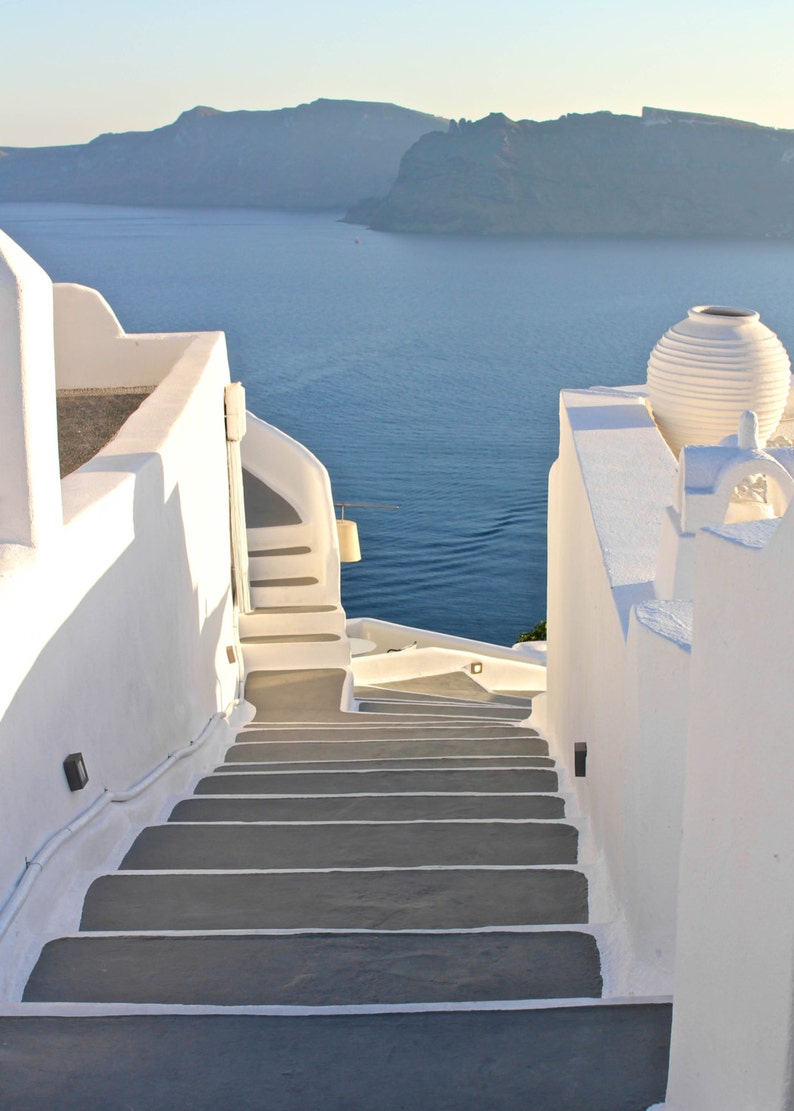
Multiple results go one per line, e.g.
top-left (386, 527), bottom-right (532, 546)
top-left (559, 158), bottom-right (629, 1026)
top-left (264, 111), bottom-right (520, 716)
top-left (2, 0), bottom-right (794, 146)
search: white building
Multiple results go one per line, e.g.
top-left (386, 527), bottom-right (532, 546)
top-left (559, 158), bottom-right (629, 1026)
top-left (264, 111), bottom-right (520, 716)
top-left (0, 231), bottom-right (791, 1108)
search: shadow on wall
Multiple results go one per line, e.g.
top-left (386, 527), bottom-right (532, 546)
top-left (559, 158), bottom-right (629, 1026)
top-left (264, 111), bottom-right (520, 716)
top-left (0, 447), bottom-right (232, 902)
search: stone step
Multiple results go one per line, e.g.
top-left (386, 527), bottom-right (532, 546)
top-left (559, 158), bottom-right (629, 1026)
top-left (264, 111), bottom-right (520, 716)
top-left (240, 633), bottom-right (342, 645)
top-left (241, 638), bottom-right (352, 672)
top-left (24, 931), bottom-right (602, 1005)
top-left (219, 736), bottom-right (550, 760)
top-left (194, 767), bottom-right (559, 795)
top-left (248, 546), bottom-right (312, 557)
top-left (237, 724), bottom-right (544, 742)
top-left (249, 579), bottom-right (330, 610)
top-left (244, 668), bottom-right (540, 724)
top-left (357, 699), bottom-right (528, 721)
top-left (119, 821), bottom-right (579, 871)
top-left (217, 756), bottom-right (554, 772)
top-left (0, 1007), bottom-right (672, 1111)
top-left (169, 794), bottom-right (566, 823)
top-left (248, 551), bottom-right (320, 579)
top-left (80, 868), bottom-right (589, 931)
top-left (249, 576), bottom-right (319, 588)
top-left (238, 606), bottom-right (346, 639)
top-left (247, 604), bottom-right (339, 613)
top-left (355, 686), bottom-right (534, 709)
top-left (374, 673), bottom-right (529, 700)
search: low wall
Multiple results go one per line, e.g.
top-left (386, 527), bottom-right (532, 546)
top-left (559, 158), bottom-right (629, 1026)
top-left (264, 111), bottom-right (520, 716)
top-left (53, 283), bottom-right (193, 388)
top-left (665, 516), bottom-right (794, 1110)
top-left (350, 639), bottom-right (546, 698)
top-left (547, 387), bottom-right (684, 992)
top-left (0, 329), bottom-right (239, 912)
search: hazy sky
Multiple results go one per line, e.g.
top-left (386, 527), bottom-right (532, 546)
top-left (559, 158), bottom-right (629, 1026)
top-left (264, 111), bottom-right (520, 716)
top-left (3, 0), bottom-right (794, 146)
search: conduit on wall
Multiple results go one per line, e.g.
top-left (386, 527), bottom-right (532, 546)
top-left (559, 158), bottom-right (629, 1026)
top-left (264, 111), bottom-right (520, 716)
top-left (225, 382), bottom-right (251, 613)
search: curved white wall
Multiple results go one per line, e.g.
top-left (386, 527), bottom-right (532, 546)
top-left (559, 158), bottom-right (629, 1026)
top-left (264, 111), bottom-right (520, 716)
top-left (242, 412), bottom-right (342, 605)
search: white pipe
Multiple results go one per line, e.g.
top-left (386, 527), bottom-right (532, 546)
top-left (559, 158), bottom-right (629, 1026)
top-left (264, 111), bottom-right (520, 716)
top-left (0, 709), bottom-right (229, 938)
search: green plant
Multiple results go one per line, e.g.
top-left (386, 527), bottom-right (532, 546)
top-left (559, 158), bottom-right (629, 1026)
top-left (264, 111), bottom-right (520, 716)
top-left (516, 619), bottom-right (546, 643)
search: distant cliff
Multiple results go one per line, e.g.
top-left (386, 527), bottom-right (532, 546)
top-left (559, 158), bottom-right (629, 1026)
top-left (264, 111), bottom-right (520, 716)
top-left (0, 100), bottom-right (447, 210)
top-left (345, 108), bottom-right (794, 236)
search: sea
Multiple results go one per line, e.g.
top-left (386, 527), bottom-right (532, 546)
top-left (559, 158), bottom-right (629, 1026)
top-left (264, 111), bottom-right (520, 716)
top-left (3, 202), bottom-right (794, 645)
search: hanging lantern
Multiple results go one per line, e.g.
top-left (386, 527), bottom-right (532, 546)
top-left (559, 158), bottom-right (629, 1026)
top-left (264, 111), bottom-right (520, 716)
top-left (336, 516), bottom-right (361, 562)
top-left (334, 501), bottom-right (399, 563)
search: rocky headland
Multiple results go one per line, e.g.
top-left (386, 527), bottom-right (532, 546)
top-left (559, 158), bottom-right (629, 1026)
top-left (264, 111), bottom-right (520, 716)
top-left (0, 99), bottom-right (447, 210)
top-left (345, 107), bottom-right (794, 237)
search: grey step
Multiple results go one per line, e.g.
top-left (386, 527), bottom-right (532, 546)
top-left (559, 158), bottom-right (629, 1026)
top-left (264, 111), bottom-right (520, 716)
top-left (249, 576), bottom-right (319, 588)
top-left (357, 700), bottom-right (528, 721)
top-left (81, 868), bottom-right (589, 931)
top-left (240, 633), bottom-right (341, 644)
top-left (243, 668), bottom-right (526, 725)
top-left (248, 605), bottom-right (338, 614)
top-left (248, 712), bottom-right (532, 728)
top-left (194, 767), bottom-right (559, 795)
top-left (217, 756), bottom-right (554, 772)
top-left (237, 725), bottom-right (543, 743)
top-left (221, 736), bottom-right (549, 760)
top-left (355, 686), bottom-right (534, 709)
top-left (120, 821), bottom-right (579, 871)
top-left (248, 546), bottom-right (311, 557)
top-left (169, 794), bottom-right (566, 822)
top-left (0, 1007), bottom-right (672, 1111)
top-left (25, 931), bottom-right (602, 1005)
top-left (375, 672), bottom-right (528, 701)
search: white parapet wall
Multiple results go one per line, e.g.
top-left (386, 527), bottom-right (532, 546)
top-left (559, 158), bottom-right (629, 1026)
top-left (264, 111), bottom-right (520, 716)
top-left (665, 515), bottom-right (794, 1111)
top-left (348, 617), bottom-right (547, 695)
top-left (548, 375), bottom-right (794, 1107)
top-left (546, 386), bottom-right (685, 992)
top-left (0, 239), bottom-right (239, 951)
top-left (53, 282), bottom-right (194, 388)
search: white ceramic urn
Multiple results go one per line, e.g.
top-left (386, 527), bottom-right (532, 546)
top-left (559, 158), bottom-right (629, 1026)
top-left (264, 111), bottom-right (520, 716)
top-left (646, 305), bottom-right (792, 458)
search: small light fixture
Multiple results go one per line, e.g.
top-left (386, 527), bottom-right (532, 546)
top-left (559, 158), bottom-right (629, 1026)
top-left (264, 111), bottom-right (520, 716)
top-left (334, 502), bottom-right (399, 563)
top-left (470, 662), bottom-right (483, 675)
top-left (574, 743), bottom-right (588, 778)
top-left (63, 753), bottom-right (89, 792)
top-left (336, 504), bottom-right (361, 563)
top-left (226, 645), bottom-right (237, 664)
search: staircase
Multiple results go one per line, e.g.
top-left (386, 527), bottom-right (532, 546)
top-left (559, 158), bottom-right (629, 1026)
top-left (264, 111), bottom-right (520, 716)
top-left (238, 469), bottom-right (350, 671)
top-left (14, 668), bottom-right (672, 1109)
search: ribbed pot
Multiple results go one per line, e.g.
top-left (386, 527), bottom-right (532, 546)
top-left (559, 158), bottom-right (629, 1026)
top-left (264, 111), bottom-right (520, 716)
top-left (646, 305), bottom-right (792, 457)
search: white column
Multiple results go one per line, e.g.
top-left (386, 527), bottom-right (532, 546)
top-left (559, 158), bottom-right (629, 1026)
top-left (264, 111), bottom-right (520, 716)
top-left (0, 232), bottom-right (62, 549)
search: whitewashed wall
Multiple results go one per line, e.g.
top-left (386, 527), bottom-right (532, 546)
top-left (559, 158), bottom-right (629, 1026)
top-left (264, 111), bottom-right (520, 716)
top-left (0, 234), bottom-right (62, 548)
top-left (54, 282), bottom-right (193, 387)
top-left (548, 379), bottom-right (794, 1106)
top-left (546, 386), bottom-right (684, 991)
top-left (0, 245), bottom-right (239, 910)
top-left (665, 513), bottom-right (794, 1110)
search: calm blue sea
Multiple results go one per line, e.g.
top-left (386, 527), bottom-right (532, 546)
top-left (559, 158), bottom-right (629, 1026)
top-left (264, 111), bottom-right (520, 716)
top-left (3, 202), bottom-right (794, 644)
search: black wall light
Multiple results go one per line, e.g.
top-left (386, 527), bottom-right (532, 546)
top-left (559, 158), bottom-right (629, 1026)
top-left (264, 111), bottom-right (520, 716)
top-left (574, 743), bottom-right (588, 778)
top-left (63, 753), bottom-right (89, 792)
